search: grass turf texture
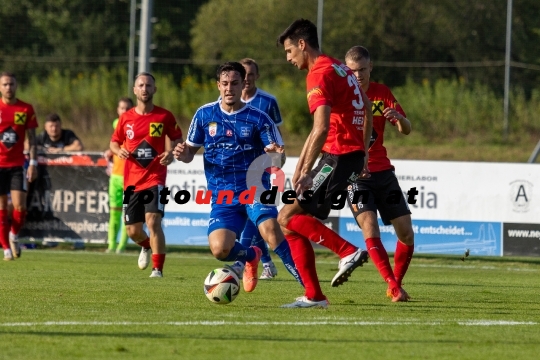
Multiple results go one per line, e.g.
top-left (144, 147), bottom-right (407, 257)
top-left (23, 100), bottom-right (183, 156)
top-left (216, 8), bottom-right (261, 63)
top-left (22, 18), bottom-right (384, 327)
top-left (1, 249), bottom-right (539, 360)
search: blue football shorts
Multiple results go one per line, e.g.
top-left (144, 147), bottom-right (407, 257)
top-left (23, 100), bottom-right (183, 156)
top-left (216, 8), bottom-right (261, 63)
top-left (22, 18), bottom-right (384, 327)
top-left (208, 201), bottom-right (278, 238)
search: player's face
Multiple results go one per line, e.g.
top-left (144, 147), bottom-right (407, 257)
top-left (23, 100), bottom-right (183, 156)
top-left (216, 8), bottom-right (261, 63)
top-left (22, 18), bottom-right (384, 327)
top-left (117, 101), bottom-right (132, 116)
top-left (283, 38), bottom-right (307, 70)
top-left (217, 71), bottom-right (244, 106)
top-left (243, 63), bottom-right (259, 92)
top-left (0, 76), bottom-right (17, 100)
top-left (345, 58), bottom-right (372, 90)
top-left (133, 76), bottom-right (156, 104)
top-left (45, 121), bottom-right (62, 139)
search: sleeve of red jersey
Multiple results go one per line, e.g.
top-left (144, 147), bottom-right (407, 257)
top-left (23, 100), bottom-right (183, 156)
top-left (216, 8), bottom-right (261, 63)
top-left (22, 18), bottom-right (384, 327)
top-left (166, 112), bottom-right (183, 141)
top-left (306, 71), bottom-right (333, 114)
top-left (111, 114), bottom-right (125, 144)
top-left (386, 87), bottom-right (406, 118)
top-left (27, 105), bottom-right (38, 129)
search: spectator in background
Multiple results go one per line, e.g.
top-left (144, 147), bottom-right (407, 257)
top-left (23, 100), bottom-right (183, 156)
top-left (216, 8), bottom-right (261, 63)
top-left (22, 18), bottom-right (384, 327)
top-left (36, 113), bottom-right (84, 153)
top-left (104, 97), bottom-right (134, 253)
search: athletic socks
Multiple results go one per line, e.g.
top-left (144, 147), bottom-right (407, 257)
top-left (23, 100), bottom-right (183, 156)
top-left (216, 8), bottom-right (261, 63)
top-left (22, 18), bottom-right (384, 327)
top-left (107, 209), bottom-right (122, 250)
top-left (152, 253), bottom-right (166, 271)
top-left (365, 237), bottom-right (399, 290)
top-left (10, 209), bottom-right (26, 236)
top-left (287, 214), bottom-right (357, 258)
top-left (273, 239), bottom-right (303, 286)
top-left (0, 210), bottom-right (9, 250)
top-left (394, 240), bottom-right (414, 287)
top-left (222, 241), bottom-right (256, 262)
top-left (285, 232), bottom-right (325, 301)
top-left (240, 221), bottom-right (272, 263)
top-left (136, 237), bottom-right (151, 249)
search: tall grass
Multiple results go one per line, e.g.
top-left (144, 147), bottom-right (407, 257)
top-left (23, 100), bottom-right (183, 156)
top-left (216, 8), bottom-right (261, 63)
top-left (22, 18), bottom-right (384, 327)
top-left (15, 68), bottom-right (540, 151)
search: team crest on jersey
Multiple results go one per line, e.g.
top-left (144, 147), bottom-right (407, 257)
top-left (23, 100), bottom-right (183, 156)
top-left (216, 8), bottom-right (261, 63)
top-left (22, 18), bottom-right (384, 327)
top-left (240, 127), bottom-right (251, 137)
top-left (150, 122), bottom-right (163, 137)
top-left (14, 112), bottom-right (27, 125)
top-left (209, 122), bottom-right (217, 137)
top-left (126, 124), bottom-right (134, 139)
top-left (332, 64), bottom-right (347, 77)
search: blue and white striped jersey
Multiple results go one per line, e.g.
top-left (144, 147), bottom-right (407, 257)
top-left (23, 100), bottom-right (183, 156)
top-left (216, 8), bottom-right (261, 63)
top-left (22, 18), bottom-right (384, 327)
top-left (242, 89), bottom-right (283, 126)
top-left (186, 101), bottom-right (283, 202)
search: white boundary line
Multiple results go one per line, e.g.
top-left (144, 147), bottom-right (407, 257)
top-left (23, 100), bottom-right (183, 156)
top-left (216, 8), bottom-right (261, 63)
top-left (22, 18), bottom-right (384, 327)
top-left (0, 320), bottom-right (536, 327)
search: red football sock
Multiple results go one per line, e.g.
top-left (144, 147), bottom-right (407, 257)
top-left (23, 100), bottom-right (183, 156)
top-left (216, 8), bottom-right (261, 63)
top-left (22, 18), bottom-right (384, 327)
top-left (136, 237), bottom-right (151, 249)
top-left (0, 210), bottom-right (9, 250)
top-left (287, 214), bottom-right (356, 258)
top-left (394, 240), bottom-right (414, 287)
top-left (365, 237), bottom-right (399, 290)
top-left (11, 209), bottom-right (27, 235)
top-left (152, 253), bottom-right (166, 271)
top-left (285, 232), bottom-right (325, 301)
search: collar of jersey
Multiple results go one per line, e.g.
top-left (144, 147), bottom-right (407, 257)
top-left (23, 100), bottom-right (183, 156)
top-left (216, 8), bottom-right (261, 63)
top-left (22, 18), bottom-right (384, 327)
top-left (219, 101), bottom-right (248, 116)
top-left (242, 88), bottom-right (259, 104)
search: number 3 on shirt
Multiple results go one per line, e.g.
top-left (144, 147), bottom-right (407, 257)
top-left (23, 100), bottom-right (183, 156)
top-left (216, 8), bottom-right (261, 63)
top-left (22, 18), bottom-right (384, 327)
top-left (347, 74), bottom-right (364, 109)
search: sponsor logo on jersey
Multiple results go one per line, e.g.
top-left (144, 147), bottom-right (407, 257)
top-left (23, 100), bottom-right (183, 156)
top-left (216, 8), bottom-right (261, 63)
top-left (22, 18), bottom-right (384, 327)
top-left (132, 140), bottom-right (158, 168)
top-left (307, 87), bottom-right (323, 101)
top-left (240, 127), bottom-right (251, 137)
top-left (226, 129), bottom-right (233, 137)
top-left (14, 112), bottom-right (27, 125)
top-left (0, 127), bottom-right (19, 148)
top-left (150, 122), bottom-right (164, 137)
top-left (372, 100), bottom-right (384, 116)
top-left (209, 122), bottom-right (217, 137)
top-left (126, 124), bottom-right (134, 139)
top-left (332, 63), bottom-right (348, 77)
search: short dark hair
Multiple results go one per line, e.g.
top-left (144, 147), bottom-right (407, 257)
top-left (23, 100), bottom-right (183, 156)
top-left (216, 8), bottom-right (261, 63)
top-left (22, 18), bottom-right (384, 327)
top-left (216, 62), bottom-right (246, 81)
top-left (0, 71), bottom-right (16, 79)
top-left (239, 58), bottom-right (259, 75)
top-left (46, 113), bottom-right (61, 123)
top-left (118, 97), bottom-right (134, 107)
top-left (345, 46), bottom-right (371, 63)
top-left (134, 72), bottom-right (155, 83)
top-left (277, 18), bottom-right (319, 49)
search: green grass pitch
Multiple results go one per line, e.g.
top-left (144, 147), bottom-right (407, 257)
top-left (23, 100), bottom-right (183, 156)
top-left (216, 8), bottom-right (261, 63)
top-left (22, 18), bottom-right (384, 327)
top-left (1, 248), bottom-right (539, 360)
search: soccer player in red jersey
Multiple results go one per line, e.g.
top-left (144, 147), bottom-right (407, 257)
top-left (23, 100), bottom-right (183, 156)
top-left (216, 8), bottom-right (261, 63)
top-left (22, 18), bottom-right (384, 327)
top-left (110, 73), bottom-right (183, 278)
top-left (276, 19), bottom-right (373, 308)
top-left (0, 72), bottom-right (38, 260)
top-left (345, 46), bottom-right (414, 302)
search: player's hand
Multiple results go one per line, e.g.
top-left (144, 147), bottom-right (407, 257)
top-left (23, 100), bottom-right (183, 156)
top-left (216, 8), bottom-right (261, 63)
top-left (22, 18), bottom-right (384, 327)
top-left (383, 107), bottom-right (402, 126)
top-left (27, 164), bottom-right (38, 183)
top-left (264, 142), bottom-right (284, 153)
top-left (360, 154), bottom-right (370, 178)
top-left (116, 148), bottom-right (130, 160)
top-left (294, 173), bottom-right (313, 197)
top-left (158, 151), bottom-right (174, 166)
top-left (173, 142), bottom-right (191, 162)
top-left (103, 149), bottom-right (113, 161)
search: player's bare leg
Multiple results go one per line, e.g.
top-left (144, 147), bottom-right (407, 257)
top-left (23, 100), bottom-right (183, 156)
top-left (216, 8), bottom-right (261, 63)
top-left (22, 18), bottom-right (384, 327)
top-left (208, 228), bottom-right (261, 293)
top-left (145, 212), bottom-right (166, 277)
top-left (126, 222), bottom-right (152, 271)
top-left (9, 190), bottom-right (28, 258)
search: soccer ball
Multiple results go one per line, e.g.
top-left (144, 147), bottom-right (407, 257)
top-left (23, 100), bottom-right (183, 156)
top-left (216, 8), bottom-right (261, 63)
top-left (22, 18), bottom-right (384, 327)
top-left (203, 268), bottom-right (240, 304)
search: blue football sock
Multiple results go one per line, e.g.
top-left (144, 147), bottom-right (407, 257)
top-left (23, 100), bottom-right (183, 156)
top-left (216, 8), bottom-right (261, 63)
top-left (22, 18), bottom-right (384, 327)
top-left (273, 240), bottom-right (304, 287)
top-left (240, 221), bottom-right (272, 263)
top-left (222, 241), bottom-right (256, 262)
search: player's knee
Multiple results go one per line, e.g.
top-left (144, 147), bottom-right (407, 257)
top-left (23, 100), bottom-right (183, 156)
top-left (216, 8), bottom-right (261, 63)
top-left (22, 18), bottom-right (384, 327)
top-left (277, 211), bottom-right (290, 228)
top-left (145, 214), bottom-right (161, 232)
top-left (398, 229), bottom-right (414, 246)
top-left (125, 225), bottom-right (139, 239)
top-left (209, 243), bottom-right (231, 260)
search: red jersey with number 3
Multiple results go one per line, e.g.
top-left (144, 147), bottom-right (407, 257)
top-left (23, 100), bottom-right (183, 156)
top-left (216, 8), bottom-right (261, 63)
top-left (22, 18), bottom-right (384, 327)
top-left (111, 106), bottom-right (182, 190)
top-left (0, 99), bottom-right (38, 167)
top-left (365, 82), bottom-right (407, 172)
top-left (306, 54), bottom-right (367, 155)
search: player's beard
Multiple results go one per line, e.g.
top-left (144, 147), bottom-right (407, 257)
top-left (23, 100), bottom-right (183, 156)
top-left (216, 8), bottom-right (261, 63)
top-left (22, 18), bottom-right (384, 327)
top-left (137, 93), bottom-right (153, 104)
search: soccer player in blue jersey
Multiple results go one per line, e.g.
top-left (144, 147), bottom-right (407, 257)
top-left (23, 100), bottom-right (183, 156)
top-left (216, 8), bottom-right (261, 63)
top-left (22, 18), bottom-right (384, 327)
top-left (231, 58), bottom-right (284, 280)
top-left (173, 62), bottom-right (302, 293)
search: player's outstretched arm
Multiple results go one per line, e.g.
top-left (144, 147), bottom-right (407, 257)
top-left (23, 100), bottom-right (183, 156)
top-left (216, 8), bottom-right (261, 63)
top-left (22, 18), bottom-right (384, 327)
top-left (173, 141), bottom-right (199, 163)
